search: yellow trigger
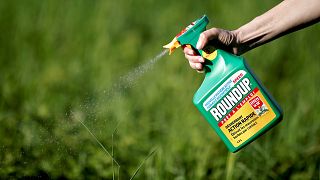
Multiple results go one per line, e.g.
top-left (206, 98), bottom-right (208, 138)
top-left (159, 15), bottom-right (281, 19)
top-left (186, 45), bottom-right (192, 49)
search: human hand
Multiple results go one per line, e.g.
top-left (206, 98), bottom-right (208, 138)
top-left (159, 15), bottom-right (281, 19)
top-left (183, 28), bottom-right (239, 72)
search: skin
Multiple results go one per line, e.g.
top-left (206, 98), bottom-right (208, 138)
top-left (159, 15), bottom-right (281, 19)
top-left (184, 0), bottom-right (320, 72)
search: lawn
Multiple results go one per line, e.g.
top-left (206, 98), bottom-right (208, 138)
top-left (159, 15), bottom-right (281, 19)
top-left (0, 0), bottom-right (319, 179)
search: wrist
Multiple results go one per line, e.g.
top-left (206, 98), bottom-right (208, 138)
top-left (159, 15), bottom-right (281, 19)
top-left (231, 29), bottom-right (246, 55)
top-left (231, 17), bottom-right (264, 55)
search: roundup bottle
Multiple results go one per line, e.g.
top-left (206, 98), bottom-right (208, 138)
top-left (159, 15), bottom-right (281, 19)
top-left (164, 15), bottom-right (283, 152)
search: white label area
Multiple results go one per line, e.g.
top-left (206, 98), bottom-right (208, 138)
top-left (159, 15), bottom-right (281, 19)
top-left (203, 70), bottom-right (247, 111)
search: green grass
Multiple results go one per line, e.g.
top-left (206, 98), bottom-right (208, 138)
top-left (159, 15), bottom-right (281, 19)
top-left (0, 0), bottom-right (319, 179)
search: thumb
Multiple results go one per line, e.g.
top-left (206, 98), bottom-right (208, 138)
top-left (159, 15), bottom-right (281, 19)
top-left (196, 28), bottom-right (220, 49)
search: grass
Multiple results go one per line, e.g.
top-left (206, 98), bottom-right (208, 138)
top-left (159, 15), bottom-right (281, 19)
top-left (0, 0), bottom-right (319, 179)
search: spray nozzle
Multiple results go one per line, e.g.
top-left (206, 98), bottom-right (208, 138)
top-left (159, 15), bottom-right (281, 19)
top-left (163, 15), bottom-right (211, 56)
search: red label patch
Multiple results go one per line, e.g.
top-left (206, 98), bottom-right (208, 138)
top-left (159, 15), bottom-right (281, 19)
top-left (249, 96), bottom-right (263, 110)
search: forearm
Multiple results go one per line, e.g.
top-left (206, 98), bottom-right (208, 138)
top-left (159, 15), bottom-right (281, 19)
top-left (234, 0), bottom-right (320, 54)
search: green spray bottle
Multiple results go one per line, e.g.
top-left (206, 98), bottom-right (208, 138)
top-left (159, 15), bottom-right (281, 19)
top-left (164, 15), bottom-right (283, 152)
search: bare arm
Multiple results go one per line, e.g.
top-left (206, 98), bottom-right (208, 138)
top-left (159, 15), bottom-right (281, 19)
top-left (234, 0), bottom-right (320, 54)
top-left (185, 0), bottom-right (320, 72)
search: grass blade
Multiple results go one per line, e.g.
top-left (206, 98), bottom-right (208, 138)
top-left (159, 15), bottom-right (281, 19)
top-left (130, 148), bottom-right (157, 180)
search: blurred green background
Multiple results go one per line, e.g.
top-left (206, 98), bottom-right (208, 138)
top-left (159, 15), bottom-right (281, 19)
top-left (0, 0), bottom-right (319, 179)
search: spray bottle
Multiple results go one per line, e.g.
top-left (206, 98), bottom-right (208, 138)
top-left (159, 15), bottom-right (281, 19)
top-left (164, 15), bottom-right (283, 152)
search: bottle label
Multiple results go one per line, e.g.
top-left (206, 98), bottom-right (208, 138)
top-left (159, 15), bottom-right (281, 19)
top-left (203, 70), bottom-right (276, 147)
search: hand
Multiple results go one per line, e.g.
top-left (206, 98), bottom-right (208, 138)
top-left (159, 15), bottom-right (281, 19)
top-left (183, 28), bottom-right (239, 72)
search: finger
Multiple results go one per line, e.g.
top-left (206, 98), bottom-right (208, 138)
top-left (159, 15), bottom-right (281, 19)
top-left (196, 28), bottom-right (220, 49)
top-left (183, 46), bottom-right (196, 55)
top-left (196, 69), bottom-right (205, 73)
top-left (185, 54), bottom-right (205, 63)
top-left (189, 61), bottom-right (204, 71)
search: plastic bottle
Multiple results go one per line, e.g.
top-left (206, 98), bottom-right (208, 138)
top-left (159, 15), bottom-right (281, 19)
top-left (164, 15), bottom-right (283, 152)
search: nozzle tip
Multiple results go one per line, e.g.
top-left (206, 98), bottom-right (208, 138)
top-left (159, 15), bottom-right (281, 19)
top-left (163, 37), bottom-right (181, 55)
